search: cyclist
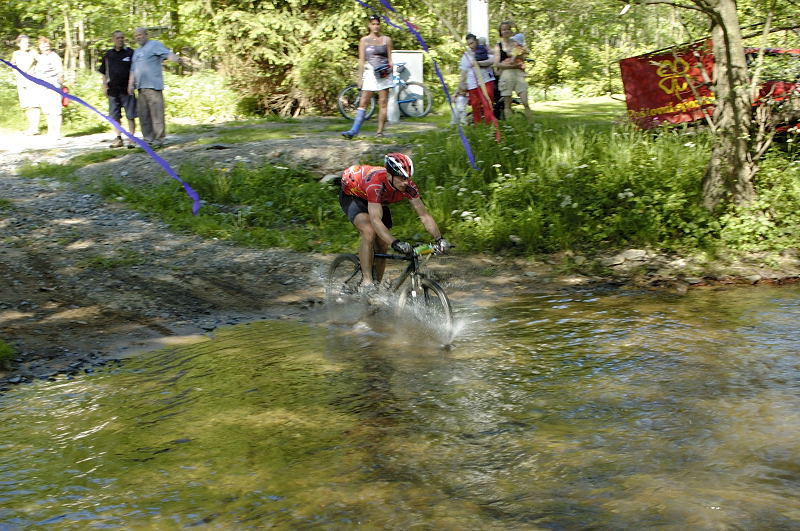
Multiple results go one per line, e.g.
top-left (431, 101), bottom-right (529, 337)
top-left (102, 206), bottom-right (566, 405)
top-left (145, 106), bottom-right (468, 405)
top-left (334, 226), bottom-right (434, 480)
top-left (338, 152), bottom-right (451, 292)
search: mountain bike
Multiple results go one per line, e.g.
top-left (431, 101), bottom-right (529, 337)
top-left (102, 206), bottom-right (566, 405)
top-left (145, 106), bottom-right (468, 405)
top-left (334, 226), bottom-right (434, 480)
top-left (326, 243), bottom-right (453, 331)
top-left (337, 64), bottom-right (434, 121)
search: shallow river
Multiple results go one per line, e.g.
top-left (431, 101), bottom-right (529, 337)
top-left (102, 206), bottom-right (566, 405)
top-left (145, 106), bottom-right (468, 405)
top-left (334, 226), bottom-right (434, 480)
top-left (1, 285), bottom-right (799, 529)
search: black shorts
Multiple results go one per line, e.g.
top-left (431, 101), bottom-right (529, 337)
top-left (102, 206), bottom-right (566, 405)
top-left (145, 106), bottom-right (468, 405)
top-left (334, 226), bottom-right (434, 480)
top-left (108, 92), bottom-right (138, 122)
top-left (339, 190), bottom-right (392, 228)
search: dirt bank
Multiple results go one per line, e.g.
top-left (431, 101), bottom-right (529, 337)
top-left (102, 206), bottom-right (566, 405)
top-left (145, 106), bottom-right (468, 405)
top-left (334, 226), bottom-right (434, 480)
top-left (1, 121), bottom-right (798, 390)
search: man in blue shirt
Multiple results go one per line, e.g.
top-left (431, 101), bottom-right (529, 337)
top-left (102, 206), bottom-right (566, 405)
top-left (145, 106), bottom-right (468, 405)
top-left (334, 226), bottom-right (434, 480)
top-left (127, 27), bottom-right (183, 148)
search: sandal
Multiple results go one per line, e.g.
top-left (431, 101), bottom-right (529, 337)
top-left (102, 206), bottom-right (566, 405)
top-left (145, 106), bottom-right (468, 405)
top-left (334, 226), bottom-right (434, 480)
top-left (375, 132), bottom-right (384, 138)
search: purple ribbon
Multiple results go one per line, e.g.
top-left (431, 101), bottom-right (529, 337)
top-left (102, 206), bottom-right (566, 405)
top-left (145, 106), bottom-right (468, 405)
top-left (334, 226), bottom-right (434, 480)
top-left (1, 57), bottom-right (202, 215)
top-left (355, 1), bottom-right (479, 169)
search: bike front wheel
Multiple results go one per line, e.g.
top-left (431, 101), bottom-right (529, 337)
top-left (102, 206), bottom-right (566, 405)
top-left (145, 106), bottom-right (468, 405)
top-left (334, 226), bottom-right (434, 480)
top-left (397, 82), bottom-right (433, 118)
top-left (397, 276), bottom-right (453, 332)
top-left (327, 254), bottom-right (363, 302)
top-left (337, 85), bottom-right (376, 121)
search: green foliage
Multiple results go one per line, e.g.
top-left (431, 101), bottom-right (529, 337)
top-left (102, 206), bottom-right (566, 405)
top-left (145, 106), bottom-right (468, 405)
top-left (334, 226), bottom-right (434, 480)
top-left (93, 163), bottom-right (355, 252)
top-left (717, 155), bottom-right (800, 251)
top-left (162, 71), bottom-right (243, 123)
top-left (406, 115), bottom-right (800, 255)
top-left (0, 339), bottom-right (14, 370)
top-left (0, 69), bottom-right (24, 131)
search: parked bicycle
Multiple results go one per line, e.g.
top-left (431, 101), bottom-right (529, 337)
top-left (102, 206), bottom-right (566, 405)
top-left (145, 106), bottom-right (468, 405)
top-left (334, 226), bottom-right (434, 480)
top-left (326, 242), bottom-right (453, 332)
top-left (337, 63), bottom-right (433, 121)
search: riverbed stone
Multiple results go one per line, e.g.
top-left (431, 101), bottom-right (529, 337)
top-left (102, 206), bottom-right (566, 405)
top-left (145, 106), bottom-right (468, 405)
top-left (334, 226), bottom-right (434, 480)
top-left (620, 249), bottom-right (648, 261)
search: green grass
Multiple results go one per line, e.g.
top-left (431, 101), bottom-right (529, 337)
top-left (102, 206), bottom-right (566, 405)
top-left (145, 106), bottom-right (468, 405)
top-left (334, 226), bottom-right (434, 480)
top-left (0, 339), bottom-right (15, 370)
top-left (18, 149), bottom-right (126, 181)
top-left (77, 249), bottom-right (146, 269)
top-left (9, 92), bottom-right (800, 257)
top-left (92, 163), bottom-right (355, 253)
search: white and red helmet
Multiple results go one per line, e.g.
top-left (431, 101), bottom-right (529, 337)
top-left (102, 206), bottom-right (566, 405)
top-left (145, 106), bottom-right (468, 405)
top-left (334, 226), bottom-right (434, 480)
top-left (384, 152), bottom-right (414, 180)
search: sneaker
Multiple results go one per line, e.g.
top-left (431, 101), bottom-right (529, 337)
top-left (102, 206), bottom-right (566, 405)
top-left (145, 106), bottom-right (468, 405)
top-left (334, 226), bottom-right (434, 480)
top-left (110, 137), bottom-right (123, 148)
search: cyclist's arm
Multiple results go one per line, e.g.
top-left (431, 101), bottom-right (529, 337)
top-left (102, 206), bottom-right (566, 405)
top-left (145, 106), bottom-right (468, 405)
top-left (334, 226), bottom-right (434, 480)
top-left (409, 197), bottom-right (442, 240)
top-left (368, 202), bottom-right (396, 246)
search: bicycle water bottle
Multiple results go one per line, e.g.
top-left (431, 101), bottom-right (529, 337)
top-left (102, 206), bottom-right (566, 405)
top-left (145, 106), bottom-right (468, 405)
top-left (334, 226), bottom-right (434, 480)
top-left (413, 243), bottom-right (434, 256)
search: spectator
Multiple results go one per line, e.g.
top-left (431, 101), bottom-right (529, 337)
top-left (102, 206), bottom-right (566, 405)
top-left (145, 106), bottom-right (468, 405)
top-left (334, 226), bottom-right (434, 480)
top-left (342, 14), bottom-right (394, 139)
top-left (127, 27), bottom-right (183, 149)
top-left (458, 33), bottom-right (496, 125)
top-left (99, 30), bottom-right (137, 148)
top-left (33, 36), bottom-right (64, 140)
top-left (494, 21), bottom-right (533, 121)
top-left (11, 35), bottom-right (39, 135)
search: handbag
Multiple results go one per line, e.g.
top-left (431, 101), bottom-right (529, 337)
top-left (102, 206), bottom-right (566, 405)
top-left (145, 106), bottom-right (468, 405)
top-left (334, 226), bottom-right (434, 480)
top-left (374, 64), bottom-right (391, 79)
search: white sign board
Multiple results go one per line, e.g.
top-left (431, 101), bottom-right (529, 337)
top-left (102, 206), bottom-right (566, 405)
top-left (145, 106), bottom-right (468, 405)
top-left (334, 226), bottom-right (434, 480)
top-left (392, 50), bottom-right (424, 83)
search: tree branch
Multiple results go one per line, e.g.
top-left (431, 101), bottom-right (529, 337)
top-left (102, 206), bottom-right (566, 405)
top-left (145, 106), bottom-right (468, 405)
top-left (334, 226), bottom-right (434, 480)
top-left (633, 0), bottom-right (705, 13)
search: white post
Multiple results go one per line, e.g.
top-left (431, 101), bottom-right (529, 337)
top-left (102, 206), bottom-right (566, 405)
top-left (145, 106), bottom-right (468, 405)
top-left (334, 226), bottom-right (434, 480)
top-left (467, 0), bottom-right (489, 41)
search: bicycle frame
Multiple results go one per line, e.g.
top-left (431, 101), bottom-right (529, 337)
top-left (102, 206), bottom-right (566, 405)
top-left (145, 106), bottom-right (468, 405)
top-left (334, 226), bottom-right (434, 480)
top-left (373, 250), bottom-right (427, 293)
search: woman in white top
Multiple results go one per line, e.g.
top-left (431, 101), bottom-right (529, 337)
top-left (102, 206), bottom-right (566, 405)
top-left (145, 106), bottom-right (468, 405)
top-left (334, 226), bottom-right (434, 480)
top-left (33, 36), bottom-right (64, 139)
top-left (343, 14), bottom-right (394, 139)
top-left (10, 35), bottom-right (39, 135)
top-left (457, 33), bottom-right (496, 125)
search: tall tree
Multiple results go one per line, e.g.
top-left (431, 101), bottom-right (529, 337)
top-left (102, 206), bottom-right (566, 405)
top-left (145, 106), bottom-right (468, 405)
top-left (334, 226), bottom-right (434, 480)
top-left (631, 0), bottom-right (799, 211)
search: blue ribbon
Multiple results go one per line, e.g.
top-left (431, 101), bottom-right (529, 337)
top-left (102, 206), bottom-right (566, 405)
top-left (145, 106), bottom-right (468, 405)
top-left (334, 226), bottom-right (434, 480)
top-left (1, 58), bottom-right (202, 215)
top-left (355, 1), bottom-right (479, 169)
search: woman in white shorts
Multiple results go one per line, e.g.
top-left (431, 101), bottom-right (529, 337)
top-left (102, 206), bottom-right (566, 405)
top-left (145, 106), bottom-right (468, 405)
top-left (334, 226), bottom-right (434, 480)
top-left (11, 35), bottom-right (40, 135)
top-left (33, 37), bottom-right (64, 139)
top-left (342, 14), bottom-right (394, 139)
top-left (494, 21), bottom-right (533, 121)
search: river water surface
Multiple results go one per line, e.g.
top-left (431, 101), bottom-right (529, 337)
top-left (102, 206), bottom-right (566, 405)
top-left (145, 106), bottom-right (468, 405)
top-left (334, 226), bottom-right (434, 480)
top-left (1, 285), bottom-right (799, 529)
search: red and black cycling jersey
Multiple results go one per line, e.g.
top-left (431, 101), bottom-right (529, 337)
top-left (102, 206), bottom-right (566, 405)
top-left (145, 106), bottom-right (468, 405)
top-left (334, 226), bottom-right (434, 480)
top-left (340, 165), bottom-right (419, 204)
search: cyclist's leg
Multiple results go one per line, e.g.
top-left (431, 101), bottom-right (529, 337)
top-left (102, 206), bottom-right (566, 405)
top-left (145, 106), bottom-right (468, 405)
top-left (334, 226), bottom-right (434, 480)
top-left (353, 212), bottom-right (377, 284)
top-left (376, 88), bottom-right (389, 135)
top-left (372, 206), bottom-right (392, 281)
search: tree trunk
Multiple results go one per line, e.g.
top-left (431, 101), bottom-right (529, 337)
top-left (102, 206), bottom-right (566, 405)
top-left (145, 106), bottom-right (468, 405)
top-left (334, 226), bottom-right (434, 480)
top-left (77, 17), bottom-right (86, 72)
top-left (700, 0), bottom-right (756, 211)
top-left (63, 11), bottom-right (75, 76)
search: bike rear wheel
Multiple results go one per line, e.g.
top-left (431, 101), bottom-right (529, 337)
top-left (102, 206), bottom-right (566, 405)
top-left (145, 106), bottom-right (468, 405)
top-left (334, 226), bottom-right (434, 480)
top-left (337, 85), bottom-right (376, 121)
top-left (327, 254), bottom-right (363, 302)
top-left (397, 82), bottom-right (433, 118)
top-left (397, 276), bottom-right (453, 332)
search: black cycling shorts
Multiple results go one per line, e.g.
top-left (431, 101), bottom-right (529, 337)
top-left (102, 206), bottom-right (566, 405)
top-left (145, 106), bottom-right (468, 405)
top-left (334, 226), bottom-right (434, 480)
top-left (339, 190), bottom-right (392, 228)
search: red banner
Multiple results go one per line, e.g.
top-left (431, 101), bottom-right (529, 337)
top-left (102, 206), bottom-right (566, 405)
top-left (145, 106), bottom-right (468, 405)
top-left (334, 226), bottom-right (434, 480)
top-left (619, 41), bottom-right (715, 129)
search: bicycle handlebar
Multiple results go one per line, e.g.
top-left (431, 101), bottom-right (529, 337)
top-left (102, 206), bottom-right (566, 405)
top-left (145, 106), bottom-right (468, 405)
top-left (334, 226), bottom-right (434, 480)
top-left (375, 242), bottom-right (455, 261)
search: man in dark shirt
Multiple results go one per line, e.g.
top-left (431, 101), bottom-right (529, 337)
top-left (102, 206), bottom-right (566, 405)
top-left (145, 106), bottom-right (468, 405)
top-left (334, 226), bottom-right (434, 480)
top-left (99, 30), bottom-right (137, 148)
